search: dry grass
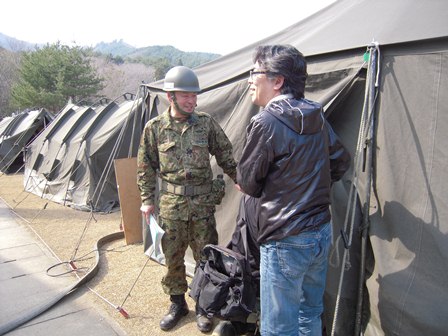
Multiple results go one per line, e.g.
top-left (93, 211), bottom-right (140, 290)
top-left (0, 173), bottom-right (208, 336)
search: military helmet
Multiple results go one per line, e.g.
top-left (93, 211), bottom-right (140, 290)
top-left (163, 66), bottom-right (201, 92)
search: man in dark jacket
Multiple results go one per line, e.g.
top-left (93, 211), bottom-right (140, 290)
top-left (236, 45), bottom-right (350, 336)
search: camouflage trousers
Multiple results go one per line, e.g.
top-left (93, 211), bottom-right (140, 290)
top-left (160, 216), bottom-right (218, 295)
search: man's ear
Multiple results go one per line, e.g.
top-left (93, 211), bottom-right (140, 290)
top-left (274, 76), bottom-right (285, 90)
top-left (167, 92), bottom-right (175, 102)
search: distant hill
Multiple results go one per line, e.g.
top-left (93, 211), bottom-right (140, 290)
top-left (93, 40), bottom-right (221, 69)
top-left (0, 32), bottom-right (36, 51)
top-left (0, 34), bottom-right (221, 69)
top-left (93, 39), bottom-right (136, 56)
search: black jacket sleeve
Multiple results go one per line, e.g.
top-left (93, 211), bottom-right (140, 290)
top-left (326, 122), bottom-right (351, 182)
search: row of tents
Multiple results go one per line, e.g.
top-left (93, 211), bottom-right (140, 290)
top-left (22, 94), bottom-right (144, 212)
top-left (1, 0), bottom-right (446, 334)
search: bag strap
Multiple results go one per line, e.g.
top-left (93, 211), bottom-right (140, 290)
top-left (229, 259), bottom-right (238, 278)
top-left (239, 196), bottom-right (250, 258)
top-left (241, 222), bottom-right (248, 258)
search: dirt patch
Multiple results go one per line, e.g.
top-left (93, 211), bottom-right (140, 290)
top-left (0, 173), bottom-right (210, 336)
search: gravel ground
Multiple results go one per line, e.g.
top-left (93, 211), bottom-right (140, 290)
top-left (0, 173), bottom-right (211, 336)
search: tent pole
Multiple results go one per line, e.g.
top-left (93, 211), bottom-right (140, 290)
top-left (354, 42), bottom-right (379, 336)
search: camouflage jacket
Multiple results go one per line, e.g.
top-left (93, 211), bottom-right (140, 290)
top-left (137, 108), bottom-right (237, 209)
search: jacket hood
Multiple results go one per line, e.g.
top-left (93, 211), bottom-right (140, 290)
top-left (266, 96), bottom-right (324, 135)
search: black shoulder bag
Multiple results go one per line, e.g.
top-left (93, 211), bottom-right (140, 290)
top-left (189, 224), bottom-right (257, 322)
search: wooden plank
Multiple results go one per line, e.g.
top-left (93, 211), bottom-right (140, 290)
top-left (114, 157), bottom-right (142, 244)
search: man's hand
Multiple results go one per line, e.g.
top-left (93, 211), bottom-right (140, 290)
top-left (140, 204), bottom-right (155, 222)
top-left (235, 184), bottom-right (244, 193)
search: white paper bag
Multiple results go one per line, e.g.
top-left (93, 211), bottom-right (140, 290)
top-left (144, 214), bottom-right (165, 264)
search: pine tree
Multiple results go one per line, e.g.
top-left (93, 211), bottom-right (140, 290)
top-left (11, 42), bottom-right (104, 113)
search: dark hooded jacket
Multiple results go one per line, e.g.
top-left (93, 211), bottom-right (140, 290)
top-left (237, 95), bottom-right (350, 244)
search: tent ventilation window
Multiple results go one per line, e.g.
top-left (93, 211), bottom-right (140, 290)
top-left (70, 160), bottom-right (81, 182)
top-left (32, 154), bottom-right (44, 171)
top-left (46, 159), bottom-right (60, 181)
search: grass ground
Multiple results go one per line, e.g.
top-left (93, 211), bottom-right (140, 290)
top-left (0, 173), bottom-right (207, 336)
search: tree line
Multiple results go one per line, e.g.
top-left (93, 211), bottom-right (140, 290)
top-left (0, 42), bottom-right (218, 118)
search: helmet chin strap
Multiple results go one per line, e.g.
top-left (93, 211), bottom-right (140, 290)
top-left (171, 93), bottom-right (192, 117)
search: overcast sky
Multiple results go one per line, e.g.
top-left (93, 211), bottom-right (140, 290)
top-left (1, 0), bottom-right (336, 55)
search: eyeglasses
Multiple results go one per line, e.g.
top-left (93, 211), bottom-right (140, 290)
top-left (249, 70), bottom-right (273, 81)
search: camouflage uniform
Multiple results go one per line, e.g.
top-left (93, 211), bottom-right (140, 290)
top-left (137, 107), bottom-right (237, 295)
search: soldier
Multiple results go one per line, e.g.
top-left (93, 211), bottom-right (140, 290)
top-left (137, 66), bottom-right (237, 333)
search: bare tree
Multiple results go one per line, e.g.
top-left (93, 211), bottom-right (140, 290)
top-left (0, 49), bottom-right (21, 117)
top-left (93, 58), bottom-right (154, 101)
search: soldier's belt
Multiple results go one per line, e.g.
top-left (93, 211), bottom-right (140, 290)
top-left (160, 181), bottom-right (212, 196)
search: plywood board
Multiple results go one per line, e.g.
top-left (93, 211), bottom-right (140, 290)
top-left (114, 157), bottom-right (142, 244)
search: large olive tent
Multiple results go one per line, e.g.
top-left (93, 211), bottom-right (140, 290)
top-left (140, 0), bottom-right (448, 335)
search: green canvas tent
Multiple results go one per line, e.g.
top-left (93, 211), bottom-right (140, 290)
top-left (140, 0), bottom-right (448, 334)
top-left (0, 108), bottom-right (53, 173)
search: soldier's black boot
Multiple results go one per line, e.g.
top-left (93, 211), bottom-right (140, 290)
top-left (159, 294), bottom-right (189, 331)
top-left (196, 304), bottom-right (213, 333)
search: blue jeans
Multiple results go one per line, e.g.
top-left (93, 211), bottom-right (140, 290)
top-left (260, 222), bottom-right (331, 336)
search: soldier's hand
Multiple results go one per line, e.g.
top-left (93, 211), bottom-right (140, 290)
top-left (140, 204), bottom-right (155, 222)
